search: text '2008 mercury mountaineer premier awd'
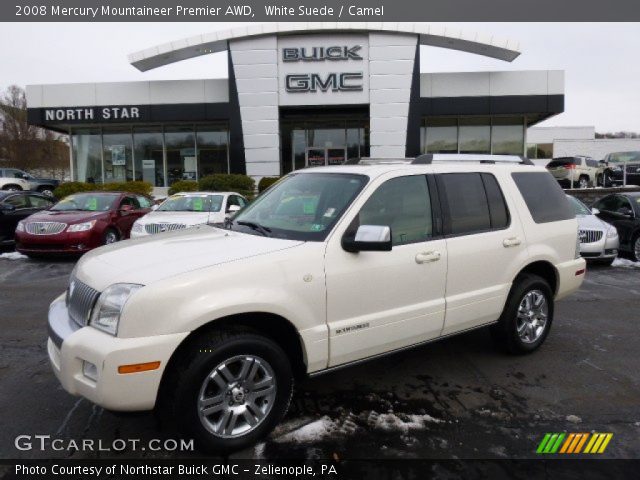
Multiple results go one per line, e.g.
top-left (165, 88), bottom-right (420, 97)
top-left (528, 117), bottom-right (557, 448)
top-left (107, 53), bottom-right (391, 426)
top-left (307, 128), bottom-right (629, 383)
top-left (47, 154), bottom-right (585, 452)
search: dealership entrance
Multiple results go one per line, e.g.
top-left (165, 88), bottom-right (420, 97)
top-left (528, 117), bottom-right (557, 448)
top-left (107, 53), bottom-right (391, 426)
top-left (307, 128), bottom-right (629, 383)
top-left (280, 108), bottom-right (369, 175)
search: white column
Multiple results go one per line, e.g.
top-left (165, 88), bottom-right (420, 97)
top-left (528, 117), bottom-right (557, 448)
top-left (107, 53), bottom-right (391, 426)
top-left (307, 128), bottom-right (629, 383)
top-left (368, 33), bottom-right (418, 158)
top-left (229, 36), bottom-right (280, 184)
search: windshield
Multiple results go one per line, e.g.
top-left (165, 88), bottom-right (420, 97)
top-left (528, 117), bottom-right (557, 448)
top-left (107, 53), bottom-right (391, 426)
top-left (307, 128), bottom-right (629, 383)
top-left (606, 151), bottom-right (640, 164)
top-left (230, 172), bottom-right (368, 241)
top-left (157, 194), bottom-right (221, 212)
top-left (50, 193), bottom-right (119, 212)
top-left (567, 195), bottom-right (592, 216)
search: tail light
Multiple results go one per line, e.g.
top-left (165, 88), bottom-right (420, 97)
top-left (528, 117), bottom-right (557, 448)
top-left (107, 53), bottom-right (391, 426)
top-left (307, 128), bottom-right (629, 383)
top-left (565, 164), bottom-right (576, 169)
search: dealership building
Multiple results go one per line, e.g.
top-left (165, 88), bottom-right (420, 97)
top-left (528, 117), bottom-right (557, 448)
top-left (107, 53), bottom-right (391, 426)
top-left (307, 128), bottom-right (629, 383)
top-left (26, 23), bottom-right (565, 194)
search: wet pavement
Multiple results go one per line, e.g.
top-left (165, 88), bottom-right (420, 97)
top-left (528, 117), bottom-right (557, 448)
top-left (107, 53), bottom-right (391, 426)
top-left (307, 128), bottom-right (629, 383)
top-left (0, 252), bottom-right (639, 460)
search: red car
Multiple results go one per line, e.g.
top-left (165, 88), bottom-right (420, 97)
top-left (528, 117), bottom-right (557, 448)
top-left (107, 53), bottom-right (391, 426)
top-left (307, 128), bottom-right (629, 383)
top-left (15, 191), bottom-right (153, 257)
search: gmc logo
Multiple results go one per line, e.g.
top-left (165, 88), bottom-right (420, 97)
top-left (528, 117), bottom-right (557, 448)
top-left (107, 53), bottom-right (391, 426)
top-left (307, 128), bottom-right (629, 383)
top-left (285, 72), bottom-right (364, 93)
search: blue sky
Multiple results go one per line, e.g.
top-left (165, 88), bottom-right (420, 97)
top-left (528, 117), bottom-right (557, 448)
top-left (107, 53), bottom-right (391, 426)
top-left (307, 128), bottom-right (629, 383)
top-left (1, 22), bottom-right (638, 132)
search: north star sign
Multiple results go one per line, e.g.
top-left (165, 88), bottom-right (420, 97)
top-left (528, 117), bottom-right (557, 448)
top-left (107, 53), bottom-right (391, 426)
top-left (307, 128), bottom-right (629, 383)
top-left (283, 45), bottom-right (364, 93)
top-left (44, 106), bottom-right (141, 122)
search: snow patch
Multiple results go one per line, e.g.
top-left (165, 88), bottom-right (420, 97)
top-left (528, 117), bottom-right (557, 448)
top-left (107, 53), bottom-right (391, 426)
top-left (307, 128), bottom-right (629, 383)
top-left (276, 416), bottom-right (336, 443)
top-left (613, 258), bottom-right (640, 268)
top-left (0, 251), bottom-right (27, 260)
top-left (369, 412), bottom-right (444, 434)
top-left (566, 415), bottom-right (582, 424)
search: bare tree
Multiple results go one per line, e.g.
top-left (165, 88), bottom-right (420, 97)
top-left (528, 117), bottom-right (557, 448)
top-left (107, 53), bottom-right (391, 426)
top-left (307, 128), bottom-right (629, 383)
top-left (0, 85), bottom-right (69, 179)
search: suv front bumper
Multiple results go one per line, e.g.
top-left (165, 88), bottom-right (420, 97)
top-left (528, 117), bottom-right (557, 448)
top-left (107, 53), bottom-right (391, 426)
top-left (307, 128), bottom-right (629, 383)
top-left (47, 294), bottom-right (189, 411)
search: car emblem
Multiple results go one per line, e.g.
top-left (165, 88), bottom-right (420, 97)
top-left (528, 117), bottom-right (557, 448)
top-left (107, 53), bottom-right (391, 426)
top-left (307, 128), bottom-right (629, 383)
top-left (579, 233), bottom-right (587, 242)
top-left (39, 226), bottom-right (46, 233)
top-left (160, 224), bottom-right (167, 232)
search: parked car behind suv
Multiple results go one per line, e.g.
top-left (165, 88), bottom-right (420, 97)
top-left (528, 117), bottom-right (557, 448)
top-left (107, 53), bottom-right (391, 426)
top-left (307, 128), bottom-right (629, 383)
top-left (546, 156), bottom-right (600, 189)
top-left (130, 192), bottom-right (247, 238)
top-left (16, 191), bottom-right (152, 257)
top-left (599, 151), bottom-right (640, 187)
top-left (592, 192), bottom-right (640, 261)
top-left (0, 168), bottom-right (60, 196)
top-left (0, 171), bottom-right (30, 191)
top-left (47, 155), bottom-right (585, 452)
top-left (0, 191), bottom-right (56, 246)
top-left (567, 195), bottom-right (618, 265)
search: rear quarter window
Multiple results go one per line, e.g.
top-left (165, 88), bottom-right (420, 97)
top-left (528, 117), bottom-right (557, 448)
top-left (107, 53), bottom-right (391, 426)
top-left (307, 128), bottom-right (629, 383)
top-left (511, 172), bottom-right (574, 223)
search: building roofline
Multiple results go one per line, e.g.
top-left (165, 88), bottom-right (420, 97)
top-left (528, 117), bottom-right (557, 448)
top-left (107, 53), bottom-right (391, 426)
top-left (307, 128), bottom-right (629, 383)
top-left (128, 22), bottom-right (521, 72)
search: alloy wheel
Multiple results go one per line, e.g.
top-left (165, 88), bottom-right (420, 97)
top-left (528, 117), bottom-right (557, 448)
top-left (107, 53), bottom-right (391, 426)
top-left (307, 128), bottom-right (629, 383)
top-left (579, 177), bottom-right (589, 189)
top-left (104, 231), bottom-right (118, 244)
top-left (634, 237), bottom-right (640, 262)
top-left (516, 290), bottom-right (548, 344)
top-left (197, 355), bottom-right (276, 438)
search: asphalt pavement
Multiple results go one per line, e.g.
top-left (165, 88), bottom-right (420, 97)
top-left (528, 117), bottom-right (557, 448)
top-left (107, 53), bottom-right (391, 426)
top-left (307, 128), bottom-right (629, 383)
top-left (0, 252), bottom-right (639, 460)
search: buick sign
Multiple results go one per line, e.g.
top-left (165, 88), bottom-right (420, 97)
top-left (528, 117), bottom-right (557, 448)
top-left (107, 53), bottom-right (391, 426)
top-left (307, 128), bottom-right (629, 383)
top-left (282, 45), bottom-right (363, 62)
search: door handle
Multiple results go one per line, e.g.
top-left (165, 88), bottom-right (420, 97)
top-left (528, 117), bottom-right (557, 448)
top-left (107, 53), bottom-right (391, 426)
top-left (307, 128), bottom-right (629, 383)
top-left (415, 251), bottom-right (441, 264)
top-left (503, 237), bottom-right (522, 248)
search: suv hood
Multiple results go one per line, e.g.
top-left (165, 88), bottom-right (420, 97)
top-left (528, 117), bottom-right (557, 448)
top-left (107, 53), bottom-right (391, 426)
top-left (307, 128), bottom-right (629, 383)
top-left (138, 211), bottom-right (211, 226)
top-left (24, 209), bottom-right (107, 224)
top-left (76, 225), bottom-right (304, 289)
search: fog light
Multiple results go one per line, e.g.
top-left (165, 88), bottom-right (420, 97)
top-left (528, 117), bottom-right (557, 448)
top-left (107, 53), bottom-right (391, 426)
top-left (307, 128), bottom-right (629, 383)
top-left (75, 244), bottom-right (85, 250)
top-left (82, 361), bottom-right (98, 381)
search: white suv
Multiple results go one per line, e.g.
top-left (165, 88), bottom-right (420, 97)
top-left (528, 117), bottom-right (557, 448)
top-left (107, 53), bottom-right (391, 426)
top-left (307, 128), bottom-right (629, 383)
top-left (0, 172), bottom-right (30, 191)
top-left (47, 154), bottom-right (585, 452)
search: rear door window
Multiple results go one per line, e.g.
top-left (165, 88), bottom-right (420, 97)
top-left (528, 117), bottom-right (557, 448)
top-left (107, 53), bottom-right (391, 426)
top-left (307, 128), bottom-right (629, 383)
top-left (481, 173), bottom-right (510, 229)
top-left (511, 172), bottom-right (574, 223)
top-left (438, 173), bottom-right (491, 235)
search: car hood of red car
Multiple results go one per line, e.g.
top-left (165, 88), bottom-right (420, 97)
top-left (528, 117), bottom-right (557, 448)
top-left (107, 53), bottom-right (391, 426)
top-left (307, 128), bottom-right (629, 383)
top-left (24, 209), bottom-right (109, 224)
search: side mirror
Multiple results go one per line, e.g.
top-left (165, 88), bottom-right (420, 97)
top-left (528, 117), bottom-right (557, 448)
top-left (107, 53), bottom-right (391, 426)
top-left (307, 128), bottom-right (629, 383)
top-left (120, 204), bottom-right (134, 213)
top-left (227, 204), bottom-right (241, 214)
top-left (342, 225), bottom-right (392, 253)
top-left (591, 207), bottom-right (600, 215)
top-left (151, 204), bottom-right (159, 211)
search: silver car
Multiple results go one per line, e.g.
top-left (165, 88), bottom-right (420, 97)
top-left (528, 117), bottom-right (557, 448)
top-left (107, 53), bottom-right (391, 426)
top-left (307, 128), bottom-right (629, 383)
top-left (567, 195), bottom-right (619, 265)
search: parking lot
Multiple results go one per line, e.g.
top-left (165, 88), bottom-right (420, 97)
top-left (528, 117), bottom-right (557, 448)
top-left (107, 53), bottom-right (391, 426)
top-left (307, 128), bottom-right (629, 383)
top-left (0, 253), bottom-right (639, 460)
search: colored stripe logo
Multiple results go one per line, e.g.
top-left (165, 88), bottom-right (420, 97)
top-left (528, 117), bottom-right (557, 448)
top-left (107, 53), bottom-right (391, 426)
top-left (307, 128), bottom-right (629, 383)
top-left (536, 433), bottom-right (613, 454)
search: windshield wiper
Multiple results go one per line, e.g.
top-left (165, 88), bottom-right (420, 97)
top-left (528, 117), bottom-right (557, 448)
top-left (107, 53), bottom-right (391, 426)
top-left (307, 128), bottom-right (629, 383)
top-left (235, 220), bottom-right (272, 237)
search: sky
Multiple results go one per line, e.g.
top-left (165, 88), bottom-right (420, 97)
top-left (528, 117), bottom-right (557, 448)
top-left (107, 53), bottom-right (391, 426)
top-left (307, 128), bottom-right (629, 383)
top-left (1, 22), bottom-right (638, 132)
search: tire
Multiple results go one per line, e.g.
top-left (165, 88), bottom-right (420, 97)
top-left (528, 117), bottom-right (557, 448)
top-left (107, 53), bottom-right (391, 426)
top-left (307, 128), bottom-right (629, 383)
top-left (102, 228), bottom-right (119, 245)
top-left (158, 327), bottom-right (294, 453)
top-left (38, 186), bottom-right (55, 197)
top-left (2, 185), bottom-right (22, 191)
top-left (578, 176), bottom-right (589, 189)
top-left (632, 235), bottom-right (640, 262)
top-left (491, 273), bottom-right (554, 355)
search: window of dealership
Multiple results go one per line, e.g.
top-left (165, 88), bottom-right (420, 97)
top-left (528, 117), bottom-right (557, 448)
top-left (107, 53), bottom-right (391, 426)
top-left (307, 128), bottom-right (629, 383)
top-left (71, 124), bottom-right (230, 186)
top-left (420, 117), bottom-right (525, 155)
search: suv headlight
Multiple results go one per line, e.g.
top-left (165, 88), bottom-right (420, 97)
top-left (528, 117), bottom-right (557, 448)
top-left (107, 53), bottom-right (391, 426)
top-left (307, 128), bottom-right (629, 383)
top-left (16, 221), bottom-right (25, 232)
top-left (606, 226), bottom-right (618, 238)
top-left (67, 220), bottom-right (96, 232)
top-left (89, 283), bottom-right (143, 335)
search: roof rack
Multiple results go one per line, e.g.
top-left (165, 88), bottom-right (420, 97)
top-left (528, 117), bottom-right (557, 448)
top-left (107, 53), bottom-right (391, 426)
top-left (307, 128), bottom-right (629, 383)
top-left (412, 154), bottom-right (534, 165)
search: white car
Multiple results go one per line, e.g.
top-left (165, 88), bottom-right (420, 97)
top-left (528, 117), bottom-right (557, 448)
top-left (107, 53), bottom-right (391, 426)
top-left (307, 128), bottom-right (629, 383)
top-left (47, 154), bottom-right (585, 452)
top-left (0, 174), bottom-right (30, 192)
top-left (130, 192), bottom-right (247, 238)
top-left (566, 195), bottom-right (619, 265)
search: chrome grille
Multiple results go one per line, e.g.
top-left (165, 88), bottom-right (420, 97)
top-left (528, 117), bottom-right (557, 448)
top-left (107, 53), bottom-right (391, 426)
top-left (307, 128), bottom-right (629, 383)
top-left (25, 222), bottom-right (67, 235)
top-left (145, 223), bottom-right (187, 235)
top-left (579, 229), bottom-right (603, 244)
top-left (67, 278), bottom-right (100, 326)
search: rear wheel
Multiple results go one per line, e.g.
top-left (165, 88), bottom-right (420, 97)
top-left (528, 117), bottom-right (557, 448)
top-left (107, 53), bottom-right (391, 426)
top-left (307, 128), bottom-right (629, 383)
top-left (578, 175), bottom-right (589, 189)
top-left (491, 273), bottom-right (554, 354)
top-left (632, 235), bottom-right (640, 262)
top-left (102, 228), bottom-right (119, 245)
top-left (159, 328), bottom-right (294, 453)
top-left (2, 185), bottom-right (22, 191)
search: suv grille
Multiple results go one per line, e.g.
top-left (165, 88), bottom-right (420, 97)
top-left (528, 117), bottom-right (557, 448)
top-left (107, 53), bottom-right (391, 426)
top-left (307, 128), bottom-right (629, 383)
top-left (145, 223), bottom-right (186, 234)
top-left (26, 222), bottom-right (67, 235)
top-left (579, 229), bottom-right (603, 244)
top-left (67, 278), bottom-right (100, 326)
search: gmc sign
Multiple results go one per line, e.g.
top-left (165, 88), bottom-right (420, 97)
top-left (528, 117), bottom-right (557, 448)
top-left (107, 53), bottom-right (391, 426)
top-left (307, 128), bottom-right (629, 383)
top-left (285, 73), bottom-right (364, 92)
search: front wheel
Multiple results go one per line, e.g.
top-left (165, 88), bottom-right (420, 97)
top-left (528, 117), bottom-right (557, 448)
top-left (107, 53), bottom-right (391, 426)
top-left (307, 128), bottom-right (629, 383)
top-left (160, 329), bottom-right (294, 453)
top-left (102, 228), bottom-right (119, 245)
top-left (632, 235), bottom-right (640, 262)
top-left (578, 176), bottom-right (589, 189)
top-left (491, 273), bottom-right (554, 354)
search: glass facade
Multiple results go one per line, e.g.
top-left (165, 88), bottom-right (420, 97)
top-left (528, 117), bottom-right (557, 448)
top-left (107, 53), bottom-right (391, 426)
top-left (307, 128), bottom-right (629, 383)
top-left (280, 117), bottom-right (369, 175)
top-left (70, 124), bottom-right (229, 186)
top-left (526, 143), bottom-right (554, 159)
top-left (421, 117), bottom-right (526, 155)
